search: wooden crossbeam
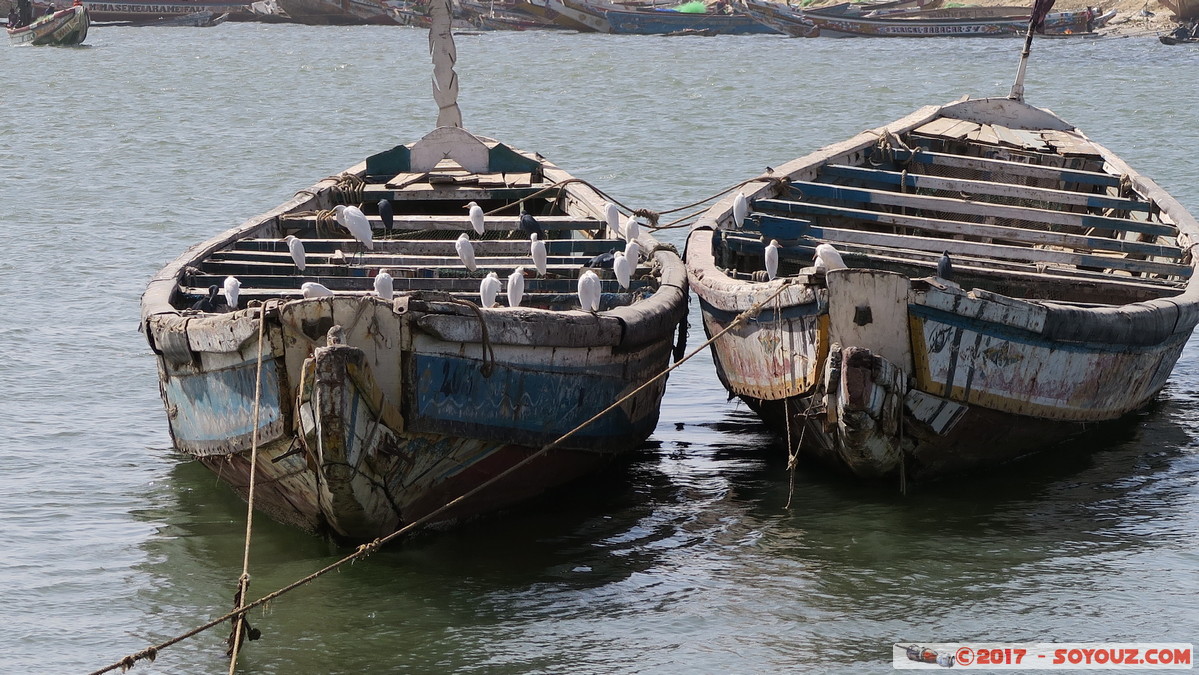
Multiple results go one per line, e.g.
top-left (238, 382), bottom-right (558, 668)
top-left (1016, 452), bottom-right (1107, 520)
top-left (771, 182), bottom-right (1176, 237)
top-left (733, 217), bottom-right (1189, 278)
top-left (818, 164), bottom-right (1150, 213)
top-left (279, 214), bottom-right (602, 232)
top-left (183, 275), bottom-right (648, 294)
top-left (752, 210), bottom-right (1181, 261)
top-left (232, 238), bottom-right (625, 256)
top-left (889, 148), bottom-right (1122, 188)
top-left (721, 234), bottom-right (1185, 299)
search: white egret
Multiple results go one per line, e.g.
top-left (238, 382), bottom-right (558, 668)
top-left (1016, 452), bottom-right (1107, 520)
top-left (223, 275), bottom-right (241, 309)
top-left (625, 239), bottom-right (641, 265)
top-left (507, 267), bottom-right (525, 308)
top-left (374, 269), bottom-right (394, 300)
top-left (465, 201), bottom-right (485, 236)
top-left (624, 214), bottom-right (640, 242)
top-left (283, 235), bottom-right (306, 272)
top-left (301, 281), bottom-right (334, 298)
top-left (578, 270), bottom-right (601, 312)
top-left (455, 233), bottom-right (477, 272)
top-left (937, 251), bottom-right (953, 281)
top-left (530, 233), bottom-right (547, 277)
top-left (480, 272), bottom-right (501, 308)
top-left (765, 240), bottom-right (781, 281)
top-left (604, 201), bottom-right (620, 236)
top-left (333, 204), bottom-right (374, 251)
top-left (613, 251), bottom-right (631, 290)
top-left (815, 243), bottom-right (848, 271)
top-left (733, 191), bottom-right (749, 228)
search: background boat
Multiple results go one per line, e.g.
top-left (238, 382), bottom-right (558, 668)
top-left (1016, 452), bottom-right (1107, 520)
top-left (6, 2), bottom-right (88, 43)
top-left (273, 0), bottom-right (400, 24)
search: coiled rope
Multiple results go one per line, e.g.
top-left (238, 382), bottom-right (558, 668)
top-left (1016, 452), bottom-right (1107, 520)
top-left (89, 279), bottom-right (794, 675)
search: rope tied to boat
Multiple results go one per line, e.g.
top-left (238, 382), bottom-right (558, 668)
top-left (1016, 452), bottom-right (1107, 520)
top-left (89, 280), bottom-right (796, 675)
top-left (330, 173), bottom-right (366, 205)
top-left (227, 300), bottom-right (277, 672)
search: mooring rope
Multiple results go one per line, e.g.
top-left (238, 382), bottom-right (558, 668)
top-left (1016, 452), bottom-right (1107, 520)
top-left (226, 300), bottom-right (276, 673)
top-left (90, 279), bottom-right (795, 675)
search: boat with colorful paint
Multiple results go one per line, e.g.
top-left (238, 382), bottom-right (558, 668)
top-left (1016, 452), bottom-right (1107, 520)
top-left (6, 2), bottom-right (88, 44)
top-left (141, 0), bottom-right (686, 542)
top-left (685, 92), bottom-right (1199, 481)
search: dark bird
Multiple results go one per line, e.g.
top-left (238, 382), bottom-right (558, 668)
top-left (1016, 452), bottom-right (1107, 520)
top-left (191, 285), bottom-right (220, 311)
top-left (586, 248), bottom-right (617, 269)
top-left (378, 198), bottom-right (394, 236)
top-left (937, 251), bottom-right (953, 281)
top-left (519, 210), bottom-right (543, 239)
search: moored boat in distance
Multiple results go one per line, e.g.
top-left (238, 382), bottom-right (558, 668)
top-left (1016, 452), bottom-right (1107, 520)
top-left (7, 2), bottom-right (88, 44)
top-left (141, 0), bottom-right (687, 543)
top-left (272, 0), bottom-right (399, 24)
top-left (686, 93), bottom-right (1199, 481)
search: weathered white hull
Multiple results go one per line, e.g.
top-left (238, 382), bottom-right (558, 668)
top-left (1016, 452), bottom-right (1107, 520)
top-left (686, 97), bottom-right (1199, 481)
top-left (145, 128), bottom-right (687, 541)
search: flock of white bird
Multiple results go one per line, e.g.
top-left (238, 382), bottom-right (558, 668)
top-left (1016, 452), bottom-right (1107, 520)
top-left (212, 194), bottom-right (854, 312)
top-left (215, 200), bottom-right (650, 313)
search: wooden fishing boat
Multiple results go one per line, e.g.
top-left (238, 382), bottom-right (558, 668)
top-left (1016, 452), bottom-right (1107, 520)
top-left (6, 2), bottom-right (87, 44)
top-left (142, 0), bottom-right (686, 542)
top-left (798, 6), bottom-right (1107, 37)
top-left (1159, 0), bottom-right (1199, 19)
top-left (40, 0), bottom-right (254, 23)
top-left (1160, 32), bottom-right (1199, 43)
top-left (272, 0), bottom-right (399, 24)
top-left (604, 4), bottom-right (780, 34)
top-left (511, 0), bottom-right (610, 30)
top-left (685, 93), bottom-right (1199, 481)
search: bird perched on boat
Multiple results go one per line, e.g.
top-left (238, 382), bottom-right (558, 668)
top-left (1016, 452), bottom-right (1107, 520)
top-left (480, 272), bottom-right (501, 308)
top-left (301, 281), bottom-right (334, 298)
top-left (578, 269), bottom-right (601, 312)
top-left (530, 233), bottom-right (547, 277)
top-left (465, 201), bottom-right (485, 236)
top-left (333, 204), bottom-right (374, 251)
top-left (613, 250), bottom-right (631, 290)
top-left (518, 205), bottom-right (543, 239)
top-left (604, 201), bottom-right (620, 237)
top-left (191, 285), bottom-right (220, 312)
top-left (937, 251), bottom-right (954, 282)
top-left (815, 243), bottom-right (847, 271)
top-left (223, 275), bottom-right (241, 310)
top-left (456, 233), bottom-right (477, 273)
top-left (586, 248), bottom-right (616, 269)
top-left (283, 235), bottom-right (306, 272)
top-left (625, 238), bottom-right (641, 265)
top-left (733, 191), bottom-right (749, 228)
top-left (765, 240), bottom-right (781, 281)
top-left (624, 214), bottom-right (640, 242)
top-left (377, 199), bottom-right (394, 237)
top-left (508, 267), bottom-right (526, 308)
top-left (374, 269), bottom-right (393, 300)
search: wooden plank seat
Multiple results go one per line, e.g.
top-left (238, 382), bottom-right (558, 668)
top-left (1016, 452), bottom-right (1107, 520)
top-left (364, 186), bottom-right (551, 202)
top-left (721, 233), bottom-right (1187, 297)
top-left (725, 218), bottom-right (1190, 278)
top-left (816, 164), bottom-right (1151, 214)
top-left (278, 213), bottom-right (602, 233)
top-left (750, 211), bottom-right (1183, 261)
top-left (184, 275), bottom-right (654, 294)
top-left (766, 182), bottom-right (1178, 238)
top-left (201, 257), bottom-right (630, 276)
top-left (229, 238), bottom-right (627, 257)
top-left (886, 147), bottom-right (1123, 188)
